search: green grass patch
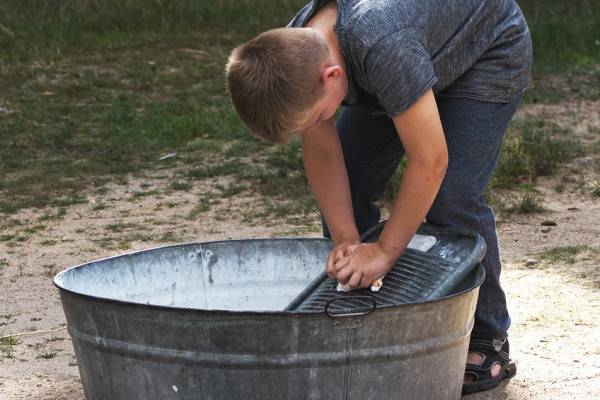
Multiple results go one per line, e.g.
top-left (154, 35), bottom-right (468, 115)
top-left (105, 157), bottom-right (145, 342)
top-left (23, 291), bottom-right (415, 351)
top-left (591, 181), bottom-right (600, 197)
top-left (23, 224), bottom-right (46, 235)
top-left (169, 181), bottom-right (192, 191)
top-left (37, 350), bottom-right (58, 360)
top-left (492, 118), bottom-right (582, 189)
top-left (92, 233), bottom-right (152, 250)
top-left (0, 336), bottom-right (19, 359)
top-left (188, 192), bottom-right (220, 219)
top-left (538, 245), bottom-right (600, 264)
top-left (158, 232), bottom-right (181, 242)
top-left (504, 189), bottom-right (545, 214)
top-left (129, 190), bottom-right (161, 202)
top-left (380, 159), bottom-right (408, 209)
top-left (520, 0), bottom-right (600, 74)
top-left (0, 0), bottom-right (598, 222)
top-left (104, 222), bottom-right (139, 233)
top-left (0, 234), bottom-right (15, 242)
top-left (91, 199), bottom-right (109, 211)
top-left (0, 0), bottom-right (303, 214)
top-left (38, 208), bottom-right (67, 221)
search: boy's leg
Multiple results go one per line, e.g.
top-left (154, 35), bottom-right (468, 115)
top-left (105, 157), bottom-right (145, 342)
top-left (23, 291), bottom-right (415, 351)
top-left (325, 94), bottom-right (523, 341)
top-left (322, 107), bottom-right (404, 238)
top-left (427, 93), bottom-right (524, 340)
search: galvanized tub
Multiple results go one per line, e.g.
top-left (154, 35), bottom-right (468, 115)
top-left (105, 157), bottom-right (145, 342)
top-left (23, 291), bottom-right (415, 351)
top-left (54, 232), bottom-right (484, 400)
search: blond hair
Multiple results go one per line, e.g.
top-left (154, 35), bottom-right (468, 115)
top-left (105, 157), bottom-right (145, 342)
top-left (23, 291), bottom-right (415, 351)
top-left (225, 28), bottom-right (329, 143)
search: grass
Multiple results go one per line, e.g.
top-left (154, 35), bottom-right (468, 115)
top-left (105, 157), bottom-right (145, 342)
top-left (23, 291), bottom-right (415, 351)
top-left (37, 208), bottom-right (67, 221)
top-left (505, 189), bottom-right (545, 214)
top-left (538, 245), bottom-right (600, 264)
top-left (158, 232), bottom-right (181, 242)
top-left (169, 181), bottom-right (192, 191)
top-left (0, 0), bottom-right (304, 215)
top-left (92, 232), bottom-right (153, 250)
top-left (0, 0), bottom-right (598, 222)
top-left (0, 335), bottom-right (19, 359)
top-left (91, 199), bottom-right (108, 211)
top-left (37, 351), bottom-right (58, 360)
top-left (492, 118), bottom-right (582, 189)
top-left (104, 222), bottom-right (139, 233)
top-left (43, 263), bottom-right (58, 278)
top-left (519, 1), bottom-right (600, 74)
top-left (519, 0), bottom-right (600, 103)
top-left (592, 181), bottom-right (600, 197)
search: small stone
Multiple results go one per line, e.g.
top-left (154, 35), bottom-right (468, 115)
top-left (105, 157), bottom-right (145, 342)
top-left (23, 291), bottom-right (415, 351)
top-left (525, 258), bottom-right (539, 267)
top-left (540, 220), bottom-right (557, 226)
top-left (541, 227), bottom-right (551, 233)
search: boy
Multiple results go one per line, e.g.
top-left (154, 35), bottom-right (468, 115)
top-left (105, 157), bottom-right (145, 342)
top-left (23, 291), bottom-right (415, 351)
top-left (226, 0), bottom-right (532, 394)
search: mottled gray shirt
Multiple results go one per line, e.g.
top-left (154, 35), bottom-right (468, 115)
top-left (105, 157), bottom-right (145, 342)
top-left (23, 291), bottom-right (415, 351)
top-left (289, 0), bottom-right (532, 116)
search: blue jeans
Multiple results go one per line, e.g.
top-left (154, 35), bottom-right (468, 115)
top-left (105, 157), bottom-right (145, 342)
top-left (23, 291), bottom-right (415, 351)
top-left (323, 93), bottom-right (524, 340)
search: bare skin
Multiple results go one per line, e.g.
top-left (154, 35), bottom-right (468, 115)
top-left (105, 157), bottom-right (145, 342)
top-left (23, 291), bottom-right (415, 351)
top-left (302, 1), bottom-right (499, 381)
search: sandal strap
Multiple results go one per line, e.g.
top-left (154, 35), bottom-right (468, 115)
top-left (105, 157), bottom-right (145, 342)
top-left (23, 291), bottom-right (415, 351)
top-left (469, 337), bottom-right (509, 353)
top-left (466, 337), bottom-right (512, 371)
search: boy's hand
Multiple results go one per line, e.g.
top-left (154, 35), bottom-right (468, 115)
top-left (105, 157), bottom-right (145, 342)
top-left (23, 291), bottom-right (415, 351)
top-left (326, 240), bottom-right (360, 279)
top-left (334, 242), bottom-right (397, 289)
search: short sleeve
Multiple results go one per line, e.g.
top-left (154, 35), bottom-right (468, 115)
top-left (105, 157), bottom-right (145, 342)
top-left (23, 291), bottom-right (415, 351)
top-left (365, 30), bottom-right (438, 117)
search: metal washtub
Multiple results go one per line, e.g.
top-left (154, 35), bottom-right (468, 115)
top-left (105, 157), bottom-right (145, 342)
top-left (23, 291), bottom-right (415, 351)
top-left (54, 223), bottom-right (486, 400)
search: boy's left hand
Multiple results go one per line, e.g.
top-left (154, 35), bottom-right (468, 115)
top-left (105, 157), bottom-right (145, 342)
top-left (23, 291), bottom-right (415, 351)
top-left (334, 242), bottom-right (397, 289)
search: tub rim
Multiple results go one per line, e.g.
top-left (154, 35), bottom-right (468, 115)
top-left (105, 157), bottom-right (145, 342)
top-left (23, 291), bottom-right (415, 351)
top-left (53, 237), bottom-right (485, 317)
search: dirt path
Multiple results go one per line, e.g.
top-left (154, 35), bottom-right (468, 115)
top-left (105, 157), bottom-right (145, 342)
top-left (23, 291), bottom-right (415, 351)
top-left (1, 101), bottom-right (599, 399)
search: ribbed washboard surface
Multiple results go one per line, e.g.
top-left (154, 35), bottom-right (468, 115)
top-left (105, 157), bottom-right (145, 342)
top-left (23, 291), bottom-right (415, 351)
top-left (285, 222), bottom-right (486, 314)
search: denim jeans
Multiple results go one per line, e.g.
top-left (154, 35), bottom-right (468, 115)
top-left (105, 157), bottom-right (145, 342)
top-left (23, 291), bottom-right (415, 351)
top-left (322, 92), bottom-right (524, 340)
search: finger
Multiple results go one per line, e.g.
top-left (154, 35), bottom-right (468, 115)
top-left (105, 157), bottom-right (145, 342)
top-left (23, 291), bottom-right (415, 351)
top-left (334, 254), bottom-right (352, 271)
top-left (344, 244), bottom-right (359, 256)
top-left (347, 271), bottom-right (363, 289)
top-left (326, 251), bottom-right (337, 279)
top-left (333, 248), bottom-right (346, 263)
top-left (360, 275), bottom-right (373, 288)
top-left (337, 266), bottom-right (354, 284)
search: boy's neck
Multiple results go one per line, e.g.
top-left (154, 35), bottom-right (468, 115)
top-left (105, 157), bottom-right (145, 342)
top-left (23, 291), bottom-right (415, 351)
top-left (306, 2), bottom-right (347, 73)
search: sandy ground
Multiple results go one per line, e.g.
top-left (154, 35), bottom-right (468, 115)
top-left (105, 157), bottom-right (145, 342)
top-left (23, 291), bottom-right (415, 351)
top-left (0, 100), bottom-right (599, 399)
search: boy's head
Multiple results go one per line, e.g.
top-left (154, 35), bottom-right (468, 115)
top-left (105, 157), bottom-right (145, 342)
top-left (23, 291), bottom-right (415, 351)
top-left (226, 27), bottom-right (346, 143)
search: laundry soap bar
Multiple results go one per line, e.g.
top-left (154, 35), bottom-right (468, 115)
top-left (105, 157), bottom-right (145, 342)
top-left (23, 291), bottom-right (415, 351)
top-left (336, 234), bottom-right (437, 292)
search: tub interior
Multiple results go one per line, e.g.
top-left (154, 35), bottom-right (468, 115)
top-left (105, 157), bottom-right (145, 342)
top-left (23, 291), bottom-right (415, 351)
top-left (54, 239), bottom-right (332, 312)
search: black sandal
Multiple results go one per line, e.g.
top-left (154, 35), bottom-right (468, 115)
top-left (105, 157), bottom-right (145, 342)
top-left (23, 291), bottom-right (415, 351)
top-left (462, 337), bottom-right (517, 395)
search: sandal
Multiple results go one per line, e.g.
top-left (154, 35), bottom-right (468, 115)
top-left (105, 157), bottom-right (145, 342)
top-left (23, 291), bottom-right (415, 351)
top-left (462, 337), bottom-right (517, 394)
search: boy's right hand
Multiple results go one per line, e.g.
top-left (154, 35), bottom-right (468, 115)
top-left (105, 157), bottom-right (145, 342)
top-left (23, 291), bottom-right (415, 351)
top-left (326, 240), bottom-right (360, 279)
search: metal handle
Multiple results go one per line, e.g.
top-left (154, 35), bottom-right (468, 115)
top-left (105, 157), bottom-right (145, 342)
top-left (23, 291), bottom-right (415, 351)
top-left (324, 295), bottom-right (376, 319)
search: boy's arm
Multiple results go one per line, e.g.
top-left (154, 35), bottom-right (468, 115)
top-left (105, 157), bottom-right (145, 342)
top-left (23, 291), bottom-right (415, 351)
top-left (300, 119), bottom-right (361, 269)
top-left (334, 90), bottom-right (448, 288)
top-left (300, 118), bottom-right (359, 245)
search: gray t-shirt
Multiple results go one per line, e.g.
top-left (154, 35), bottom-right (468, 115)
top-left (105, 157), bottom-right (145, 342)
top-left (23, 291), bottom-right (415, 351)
top-left (289, 0), bottom-right (532, 116)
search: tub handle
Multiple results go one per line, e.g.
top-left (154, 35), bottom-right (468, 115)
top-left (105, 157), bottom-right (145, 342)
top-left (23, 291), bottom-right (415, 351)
top-left (324, 295), bottom-right (376, 319)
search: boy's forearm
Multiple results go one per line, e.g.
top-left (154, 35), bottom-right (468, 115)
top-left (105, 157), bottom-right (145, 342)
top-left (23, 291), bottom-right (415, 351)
top-left (379, 89), bottom-right (448, 261)
top-left (301, 120), bottom-right (360, 245)
top-left (378, 156), bottom-right (446, 260)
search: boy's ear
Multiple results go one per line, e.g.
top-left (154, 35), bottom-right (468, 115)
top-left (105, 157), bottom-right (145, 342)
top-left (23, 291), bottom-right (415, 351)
top-left (321, 65), bottom-right (343, 82)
